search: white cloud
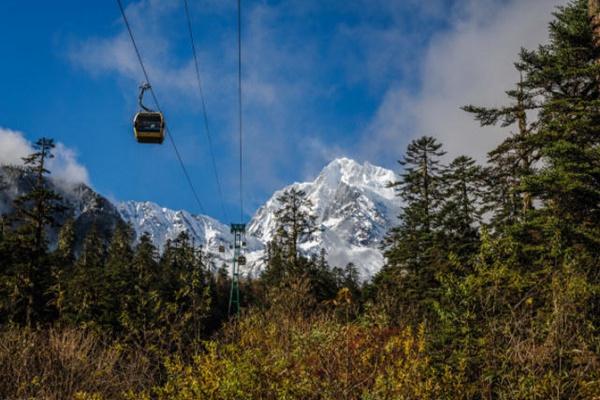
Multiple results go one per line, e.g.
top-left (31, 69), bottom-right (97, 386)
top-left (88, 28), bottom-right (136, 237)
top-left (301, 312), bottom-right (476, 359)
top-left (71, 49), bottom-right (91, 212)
top-left (0, 128), bottom-right (90, 187)
top-left (51, 143), bottom-right (91, 188)
top-left (0, 128), bottom-right (32, 166)
top-left (361, 0), bottom-right (568, 164)
top-left (68, 0), bottom-right (201, 105)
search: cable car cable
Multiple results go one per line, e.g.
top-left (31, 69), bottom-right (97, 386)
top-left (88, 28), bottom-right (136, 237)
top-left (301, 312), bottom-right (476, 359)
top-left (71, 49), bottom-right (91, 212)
top-left (183, 0), bottom-right (229, 223)
top-left (116, 0), bottom-right (206, 215)
top-left (237, 0), bottom-right (244, 223)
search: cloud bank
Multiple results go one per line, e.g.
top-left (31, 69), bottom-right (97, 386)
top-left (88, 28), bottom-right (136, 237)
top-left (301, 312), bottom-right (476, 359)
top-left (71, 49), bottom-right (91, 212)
top-left (0, 127), bottom-right (90, 187)
top-left (361, 0), bottom-right (568, 164)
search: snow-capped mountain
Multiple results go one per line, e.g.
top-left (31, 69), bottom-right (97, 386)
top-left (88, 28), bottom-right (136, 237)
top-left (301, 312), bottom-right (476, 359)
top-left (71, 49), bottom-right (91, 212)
top-left (0, 158), bottom-right (401, 278)
top-left (248, 158), bottom-right (400, 278)
top-left (117, 201), bottom-right (264, 274)
top-left (118, 201), bottom-right (230, 252)
top-left (117, 158), bottom-right (401, 279)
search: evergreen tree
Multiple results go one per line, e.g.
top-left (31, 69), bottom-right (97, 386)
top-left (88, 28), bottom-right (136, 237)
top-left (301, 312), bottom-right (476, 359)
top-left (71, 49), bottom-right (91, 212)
top-left (306, 249), bottom-right (338, 301)
top-left (516, 0), bottom-right (600, 253)
top-left (159, 232), bottom-right (211, 347)
top-left (262, 241), bottom-right (286, 287)
top-left (463, 73), bottom-right (539, 229)
top-left (0, 171), bottom-right (7, 240)
top-left (104, 221), bottom-right (135, 331)
top-left (380, 136), bottom-right (446, 318)
top-left (50, 218), bottom-right (76, 318)
top-left (11, 138), bottom-right (65, 253)
top-left (439, 155), bottom-right (485, 266)
top-left (514, 0), bottom-right (600, 349)
top-left (273, 187), bottom-right (317, 267)
top-left (63, 225), bottom-right (107, 328)
top-left (464, 0), bottom-right (599, 315)
top-left (205, 262), bottom-right (231, 332)
top-left (6, 138), bottom-right (65, 326)
top-left (121, 232), bottom-right (160, 344)
top-left (437, 2), bottom-right (600, 396)
top-left (0, 174), bottom-right (10, 322)
top-left (342, 262), bottom-right (361, 300)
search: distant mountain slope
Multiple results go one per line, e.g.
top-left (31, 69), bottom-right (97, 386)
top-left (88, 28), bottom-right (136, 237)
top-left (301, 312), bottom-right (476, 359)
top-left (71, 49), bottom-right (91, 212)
top-left (117, 201), bottom-right (230, 252)
top-left (117, 158), bottom-right (400, 279)
top-left (0, 165), bottom-right (123, 250)
top-left (116, 201), bottom-right (264, 274)
top-left (1, 158), bottom-right (401, 279)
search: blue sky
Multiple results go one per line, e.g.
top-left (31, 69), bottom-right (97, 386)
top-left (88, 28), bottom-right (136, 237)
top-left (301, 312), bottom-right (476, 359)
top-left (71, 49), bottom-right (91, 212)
top-left (0, 0), bottom-right (564, 221)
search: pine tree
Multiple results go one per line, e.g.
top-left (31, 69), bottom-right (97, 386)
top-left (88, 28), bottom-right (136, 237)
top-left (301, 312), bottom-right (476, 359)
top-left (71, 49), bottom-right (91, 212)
top-left (12, 138), bottom-right (66, 253)
top-left (121, 232), bottom-right (160, 344)
top-left (342, 262), bottom-right (361, 300)
top-left (464, 0), bottom-right (600, 261)
top-left (262, 241), bottom-right (286, 287)
top-left (381, 136), bottom-right (446, 317)
top-left (463, 73), bottom-right (539, 228)
top-left (439, 155), bottom-right (485, 266)
top-left (272, 187), bottom-right (317, 268)
top-left (104, 221), bottom-right (134, 331)
top-left (515, 0), bottom-right (600, 346)
top-left (0, 171), bottom-right (7, 240)
top-left (63, 225), bottom-right (107, 328)
top-left (443, 2), bottom-right (600, 396)
top-left (516, 0), bottom-right (600, 253)
top-left (306, 249), bottom-right (338, 301)
top-left (205, 262), bottom-right (231, 332)
top-left (50, 218), bottom-right (76, 318)
top-left (159, 232), bottom-right (211, 347)
top-left (6, 138), bottom-right (66, 326)
top-left (0, 173), bottom-right (11, 323)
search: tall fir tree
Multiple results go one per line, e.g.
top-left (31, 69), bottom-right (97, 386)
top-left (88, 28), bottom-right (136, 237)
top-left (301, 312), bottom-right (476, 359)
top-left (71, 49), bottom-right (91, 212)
top-left (120, 232), bottom-right (160, 344)
top-left (516, 0), bottom-right (600, 253)
top-left (464, 0), bottom-right (600, 276)
top-left (439, 155), bottom-right (485, 266)
top-left (463, 73), bottom-right (539, 229)
top-left (63, 225), bottom-right (108, 329)
top-left (6, 138), bottom-right (65, 326)
top-left (50, 218), bottom-right (76, 318)
top-left (440, 2), bottom-right (600, 396)
top-left (380, 136), bottom-right (446, 318)
top-left (515, 0), bottom-right (600, 345)
top-left (272, 187), bottom-right (317, 270)
top-left (103, 221), bottom-right (135, 332)
top-left (159, 232), bottom-right (211, 347)
top-left (342, 262), bottom-right (361, 301)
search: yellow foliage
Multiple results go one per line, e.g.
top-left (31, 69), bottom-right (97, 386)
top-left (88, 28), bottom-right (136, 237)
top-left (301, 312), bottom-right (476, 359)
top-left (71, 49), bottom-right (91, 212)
top-left (142, 310), bottom-right (468, 399)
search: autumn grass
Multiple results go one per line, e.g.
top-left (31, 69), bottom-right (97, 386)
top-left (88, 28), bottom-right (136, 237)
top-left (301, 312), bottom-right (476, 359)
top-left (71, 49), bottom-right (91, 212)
top-left (0, 326), bottom-right (156, 400)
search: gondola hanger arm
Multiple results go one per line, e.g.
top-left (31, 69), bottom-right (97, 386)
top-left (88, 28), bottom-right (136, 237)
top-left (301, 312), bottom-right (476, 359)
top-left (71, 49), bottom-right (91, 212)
top-left (138, 82), bottom-right (153, 112)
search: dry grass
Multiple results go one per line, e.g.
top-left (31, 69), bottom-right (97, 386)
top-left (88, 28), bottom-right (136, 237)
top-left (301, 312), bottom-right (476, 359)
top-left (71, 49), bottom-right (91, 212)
top-left (0, 326), bottom-right (156, 399)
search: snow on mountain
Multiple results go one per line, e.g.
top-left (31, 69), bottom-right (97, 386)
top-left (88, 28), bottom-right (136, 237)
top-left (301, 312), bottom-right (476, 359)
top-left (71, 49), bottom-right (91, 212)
top-left (1, 158), bottom-right (401, 278)
top-left (116, 158), bottom-right (400, 279)
top-left (248, 157), bottom-right (400, 279)
top-left (117, 201), bottom-right (264, 275)
top-left (118, 201), bottom-right (230, 252)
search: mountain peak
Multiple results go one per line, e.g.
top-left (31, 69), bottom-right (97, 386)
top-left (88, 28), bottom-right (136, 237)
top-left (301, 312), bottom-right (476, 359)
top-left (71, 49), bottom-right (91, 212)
top-left (322, 157), bottom-right (365, 174)
top-left (317, 157), bottom-right (397, 199)
top-left (114, 157), bottom-right (400, 279)
top-left (246, 157), bottom-right (400, 278)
